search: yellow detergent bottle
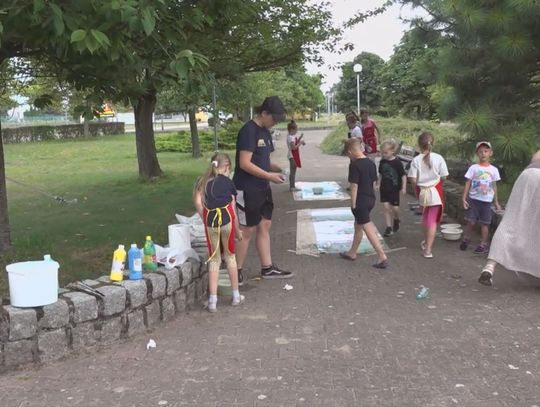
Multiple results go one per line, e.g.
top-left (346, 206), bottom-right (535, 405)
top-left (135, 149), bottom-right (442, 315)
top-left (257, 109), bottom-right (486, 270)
top-left (110, 244), bottom-right (127, 281)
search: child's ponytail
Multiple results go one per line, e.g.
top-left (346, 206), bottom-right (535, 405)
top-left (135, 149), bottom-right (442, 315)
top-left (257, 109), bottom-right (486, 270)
top-left (194, 153), bottom-right (231, 207)
top-left (418, 132), bottom-right (434, 170)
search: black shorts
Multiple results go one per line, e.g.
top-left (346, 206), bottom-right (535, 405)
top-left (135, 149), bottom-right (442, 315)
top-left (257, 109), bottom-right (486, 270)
top-left (236, 188), bottom-right (274, 227)
top-left (380, 189), bottom-right (400, 206)
top-left (352, 196), bottom-right (376, 225)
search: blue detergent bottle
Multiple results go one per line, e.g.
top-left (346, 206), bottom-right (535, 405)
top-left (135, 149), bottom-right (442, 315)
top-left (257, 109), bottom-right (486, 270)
top-left (128, 244), bottom-right (143, 280)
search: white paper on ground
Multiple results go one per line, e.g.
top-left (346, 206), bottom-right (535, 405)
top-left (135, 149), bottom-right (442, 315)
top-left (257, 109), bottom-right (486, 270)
top-left (146, 339), bottom-right (157, 350)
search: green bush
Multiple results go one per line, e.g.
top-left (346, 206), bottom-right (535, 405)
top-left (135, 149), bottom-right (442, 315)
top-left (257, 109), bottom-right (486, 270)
top-left (156, 121), bottom-right (243, 153)
top-left (320, 116), bottom-right (463, 157)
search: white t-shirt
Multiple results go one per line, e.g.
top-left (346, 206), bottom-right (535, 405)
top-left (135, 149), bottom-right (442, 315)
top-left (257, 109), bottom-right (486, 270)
top-left (465, 163), bottom-right (501, 203)
top-left (408, 152), bottom-right (449, 186)
top-left (287, 133), bottom-right (296, 159)
top-left (350, 125), bottom-right (363, 140)
top-left (408, 152), bottom-right (449, 206)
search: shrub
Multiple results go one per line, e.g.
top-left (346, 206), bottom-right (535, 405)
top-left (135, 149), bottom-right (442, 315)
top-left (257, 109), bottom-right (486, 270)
top-left (155, 121), bottom-right (243, 153)
top-left (320, 116), bottom-right (463, 158)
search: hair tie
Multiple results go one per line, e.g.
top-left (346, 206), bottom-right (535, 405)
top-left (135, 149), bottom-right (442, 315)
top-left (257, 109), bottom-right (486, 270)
top-left (212, 160), bottom-right (218, 167)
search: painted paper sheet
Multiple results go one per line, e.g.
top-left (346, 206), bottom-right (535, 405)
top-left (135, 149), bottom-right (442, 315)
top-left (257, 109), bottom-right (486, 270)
top-left (292, 181), bottom-right (349, 201)
top-left (296, 207), bottom-right (388, 256)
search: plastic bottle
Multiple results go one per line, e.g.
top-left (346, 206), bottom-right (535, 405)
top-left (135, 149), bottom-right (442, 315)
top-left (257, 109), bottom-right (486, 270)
top-left (416, 285), bottom-right (429, 300)
top-left (143, 236), bottom-right (157, 272)
top-left (128, 244), bottom-right (143, 280)
top-left (110, 245), bottom-right (127, 282)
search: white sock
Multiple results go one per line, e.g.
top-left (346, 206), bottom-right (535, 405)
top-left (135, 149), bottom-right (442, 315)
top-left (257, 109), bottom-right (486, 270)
top-left (232, 290), bottom-right (240, 300)
top-left (209, 294), bottom-right (217, 304)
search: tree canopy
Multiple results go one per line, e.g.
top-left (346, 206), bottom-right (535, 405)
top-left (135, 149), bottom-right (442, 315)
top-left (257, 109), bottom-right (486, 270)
top-left (333, 52), bottom-right (385, 114)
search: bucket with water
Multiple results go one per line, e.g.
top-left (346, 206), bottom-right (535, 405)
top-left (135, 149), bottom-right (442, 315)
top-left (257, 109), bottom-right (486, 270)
top-left (6, 260), bottom-right (59, 307)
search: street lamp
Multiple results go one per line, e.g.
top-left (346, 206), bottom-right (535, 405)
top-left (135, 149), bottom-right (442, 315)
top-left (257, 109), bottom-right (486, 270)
top-left (353, 63), bottom-right (363, 114)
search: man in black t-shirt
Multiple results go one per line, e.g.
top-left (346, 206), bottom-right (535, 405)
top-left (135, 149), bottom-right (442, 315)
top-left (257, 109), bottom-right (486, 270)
top-left (233, 96), bottom-right (293, 281)
top-left (339, 138), bottom-right (389, 269)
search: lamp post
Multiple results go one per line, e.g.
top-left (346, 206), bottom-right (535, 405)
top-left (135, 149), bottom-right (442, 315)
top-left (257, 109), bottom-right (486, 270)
top-left (353, 63), bottom-right (363, 114)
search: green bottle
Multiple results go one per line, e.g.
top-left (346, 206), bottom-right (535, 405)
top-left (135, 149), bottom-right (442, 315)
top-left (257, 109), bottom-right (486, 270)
top-left (143, 235), bottom-right (157, 272)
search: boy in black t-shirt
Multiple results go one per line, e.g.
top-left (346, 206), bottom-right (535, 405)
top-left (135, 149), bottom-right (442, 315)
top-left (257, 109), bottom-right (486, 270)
top-left (233, 96), bottom-right (293, 281)
top-left (340, 138), bottom-right (388, 269)
top-left (377, 140), bottom-right (407, 236)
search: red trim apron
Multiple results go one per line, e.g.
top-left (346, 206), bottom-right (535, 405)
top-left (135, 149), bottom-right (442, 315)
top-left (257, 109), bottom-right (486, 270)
top-left (202, 202), bottom-right (236, 262)
top-left (362, 120), bottom-right (378, 154)
top-left (291, 137), bottom-right (302, 168)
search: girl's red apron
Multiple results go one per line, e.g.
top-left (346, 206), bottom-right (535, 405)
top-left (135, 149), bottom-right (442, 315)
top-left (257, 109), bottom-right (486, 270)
top-left (202, 202), bottom-right (236, 261)
top-left (291, 137), bottom-right (302, 168)
top-left (416, 180), bottom-right (445, 223)
top-left (362, 119), bottom-right (378, 154)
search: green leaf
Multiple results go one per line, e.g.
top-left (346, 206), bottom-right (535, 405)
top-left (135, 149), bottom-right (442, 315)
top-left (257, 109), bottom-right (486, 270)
top-left (170, 60), bottom-right (188, 78)
top-left (141, 8), bottom-right (156, 36)
top-left (90, 29), bottom-right (111, 47)
top-left (50, 3), bottom-right (62, 17)
top-left (33, 0), bottom-right (45, 13)
top-left (176, 49), bottom-right (193, 59)
top-left (84, 35), bottom-right (100, 54)
top-left (53, 16), bottom-right (65, 35)
top-left (70, 29), bottom-right (87, 43)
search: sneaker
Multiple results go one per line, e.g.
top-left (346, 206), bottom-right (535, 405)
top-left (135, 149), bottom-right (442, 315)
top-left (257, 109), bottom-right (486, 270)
top-left (261, 264), bottom-right (293, 279)
top-left (231, 295), bottom-right (245, 306)
top-left (473, 243), bottom-right (489, 255)
top-left (238, 269), bottom-right (244, 286)
top-left (478, 270), bottom-right (493, 286)
top-left (207, 302), bottom-right (217, 313)
top-left (393, 218), bottom-right (400, 233)
top-left (383, 227), bottom-right (393, 237)
top-left (459, 238), bottom-right (470, 251)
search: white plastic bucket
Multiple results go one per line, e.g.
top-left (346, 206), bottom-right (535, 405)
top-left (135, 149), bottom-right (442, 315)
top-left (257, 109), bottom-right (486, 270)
top-left (6, 260), bottom-right (59, 307)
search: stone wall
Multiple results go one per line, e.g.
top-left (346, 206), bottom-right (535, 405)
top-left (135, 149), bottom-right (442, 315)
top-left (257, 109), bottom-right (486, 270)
top-left (0, 257), bottom-right (208, 372)
top-left (2, 122), bottom-right (125, 144)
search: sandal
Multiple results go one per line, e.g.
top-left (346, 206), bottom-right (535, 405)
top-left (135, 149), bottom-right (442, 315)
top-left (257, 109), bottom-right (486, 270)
top-left (372, 260), bottom-right (388, 269)
top-left (339, 252), bottom-right (356, 261)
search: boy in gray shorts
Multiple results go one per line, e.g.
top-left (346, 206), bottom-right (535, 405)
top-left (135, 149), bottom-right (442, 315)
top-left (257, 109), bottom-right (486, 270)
top-left (460, 141), bottom-right (502, 254)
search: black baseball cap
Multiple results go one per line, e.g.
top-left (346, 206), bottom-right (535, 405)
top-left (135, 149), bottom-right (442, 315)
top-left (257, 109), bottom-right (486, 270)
top-left (260, 96), bottom-right (287, 122)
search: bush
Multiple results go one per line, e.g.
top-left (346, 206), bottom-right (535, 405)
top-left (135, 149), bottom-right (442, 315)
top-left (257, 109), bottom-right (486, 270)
top-left (155, 121), bottom-right (243, 153)
top-left (320, 116), bottom-right (463, 158)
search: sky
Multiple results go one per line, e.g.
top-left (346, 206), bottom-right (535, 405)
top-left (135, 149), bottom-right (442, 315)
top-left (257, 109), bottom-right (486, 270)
top-left (306, 0), bottom-right (420, 92)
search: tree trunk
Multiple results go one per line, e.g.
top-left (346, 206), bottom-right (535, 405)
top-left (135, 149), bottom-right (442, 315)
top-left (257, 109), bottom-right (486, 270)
top-left (83, 118), bottom-right (89, 136)
top-left (188, 108), bottom-right (201, 158)
top-left (0, 119), bottom-right (12, 253)
top-left (133, 90), bottom-right (162, 178)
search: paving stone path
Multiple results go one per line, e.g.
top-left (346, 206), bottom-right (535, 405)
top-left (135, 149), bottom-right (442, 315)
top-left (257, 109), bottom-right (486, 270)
top-left (1, 130), bottom-right (540, 407)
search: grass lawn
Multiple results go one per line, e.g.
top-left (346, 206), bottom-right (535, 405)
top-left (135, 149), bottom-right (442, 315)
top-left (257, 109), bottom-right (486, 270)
top-left (0, 133), bottom-right (217, 295)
